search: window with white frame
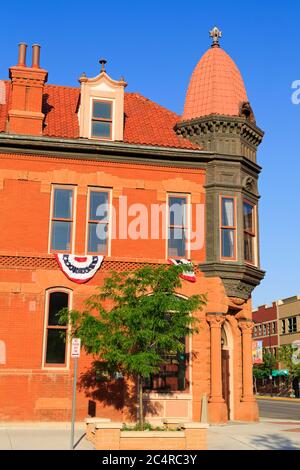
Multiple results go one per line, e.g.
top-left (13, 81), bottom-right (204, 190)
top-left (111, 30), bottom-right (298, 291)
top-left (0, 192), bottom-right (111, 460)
top-left (91, 100), bottom-right (113, 140)
top-left (44, 291), bottom-right (69, 366)
top-left (168, 195), bottom-right (189, 258)
top-left (50, 187), bottom-right (74, 252)
top-left (87, 189), bottom-right (110, 254)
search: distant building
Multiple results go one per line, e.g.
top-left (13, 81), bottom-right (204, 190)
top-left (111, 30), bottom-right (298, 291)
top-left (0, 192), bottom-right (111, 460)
top-left (253, 297), bottom-right (300, 351)
top-left (253, 302), bottom-right (279, 359)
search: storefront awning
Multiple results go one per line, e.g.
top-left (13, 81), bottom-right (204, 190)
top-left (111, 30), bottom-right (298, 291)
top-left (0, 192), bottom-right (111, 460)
top-left (272, 369), bottom-right (289, 377)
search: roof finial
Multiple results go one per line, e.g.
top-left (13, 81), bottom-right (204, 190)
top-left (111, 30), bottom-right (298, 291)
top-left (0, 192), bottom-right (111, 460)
top-left (99, 58), bottom-right (107, 73)
top-left (210, 26), bottom-right (222, 48)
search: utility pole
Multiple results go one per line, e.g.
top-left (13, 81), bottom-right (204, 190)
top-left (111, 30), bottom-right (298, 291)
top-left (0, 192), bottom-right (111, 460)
top-left (70, 338), bottom-right (81, 451)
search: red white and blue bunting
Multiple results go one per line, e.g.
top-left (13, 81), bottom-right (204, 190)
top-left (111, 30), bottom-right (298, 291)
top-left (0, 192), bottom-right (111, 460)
top-left (168, 258), bottom-right (196, 283)
top-left (55, 254), bottom-right (104, 284)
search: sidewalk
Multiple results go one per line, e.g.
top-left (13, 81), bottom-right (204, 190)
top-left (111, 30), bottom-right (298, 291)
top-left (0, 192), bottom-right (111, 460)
top-left (0, 420), bottom-right (299, 450)
top-left (208, 420), bottom-right (300, 450)
top-left (0, 423), bottom-right (93, 450)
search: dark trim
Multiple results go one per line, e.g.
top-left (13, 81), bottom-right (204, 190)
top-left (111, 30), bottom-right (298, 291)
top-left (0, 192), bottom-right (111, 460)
top-left (0, 133), bottom-right (262, 172)
top-left (198, 262), bottom-right (265, 300)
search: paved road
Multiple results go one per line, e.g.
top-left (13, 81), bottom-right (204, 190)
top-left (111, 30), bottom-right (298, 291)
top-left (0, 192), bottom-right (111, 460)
top-left (258, 399), bottom-right (300, 420)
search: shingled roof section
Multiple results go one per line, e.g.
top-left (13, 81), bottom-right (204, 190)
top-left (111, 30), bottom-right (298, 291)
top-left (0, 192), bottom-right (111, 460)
top-left (0, 82), bottom-right (200, 150)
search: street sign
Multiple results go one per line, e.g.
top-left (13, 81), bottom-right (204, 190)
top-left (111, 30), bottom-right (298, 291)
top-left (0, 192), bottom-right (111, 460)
top-left (71, 338), bottom-right (81, 358)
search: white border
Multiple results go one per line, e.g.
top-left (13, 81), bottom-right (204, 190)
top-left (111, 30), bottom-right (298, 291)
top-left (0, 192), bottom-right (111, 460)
top-left (85, 187), bottom-right (112, 257)
top-left (48, 185), bottom-right (77, 255)
top-left (42, 288), bottom-right (73, 370)
top-left (89, 98), bottom-right (115, 141)
top-left (165, 193), bottom-right (191, 260)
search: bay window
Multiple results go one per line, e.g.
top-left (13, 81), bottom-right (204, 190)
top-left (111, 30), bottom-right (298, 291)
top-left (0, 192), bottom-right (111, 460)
top-left (220, 196), bottom-right (236, 260)
top-left (243, 201), bottom-right (256, 264)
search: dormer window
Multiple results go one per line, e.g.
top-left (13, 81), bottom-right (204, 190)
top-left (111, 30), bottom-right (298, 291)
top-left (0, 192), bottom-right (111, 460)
top-left (91, 100), bottom-right (113, 140)
top-left (78, 60), bottom-right (127, 142)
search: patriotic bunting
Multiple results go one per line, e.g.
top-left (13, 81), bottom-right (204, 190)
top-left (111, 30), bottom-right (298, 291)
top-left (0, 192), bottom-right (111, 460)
top-left (168, 258), bottom-right (196, 283)
top-left (55, 254), bottom-right (104, 284)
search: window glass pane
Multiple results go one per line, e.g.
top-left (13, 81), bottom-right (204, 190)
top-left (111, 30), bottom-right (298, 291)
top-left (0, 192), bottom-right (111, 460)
top-left (88, 223), bottom-right (107, 253)
top-left (221, 229), bottom-right (234, 258)
top-left (169, 197), bottom-right (186, 226)
top-left (51, 221), bottom-right (71, 251)
top-left (93, 101), bottom-right (112, 120)
top-left (168, 227), bottom-right (185, 257)
top-left (144, 340), bottom-right (186, 392)
top-left (48, 292), bottom-right (69, 326)
top-left (53, 189), bottom-right (73, 219)
top-left (244, 202), bottom-right (254, 232)
top-left (222, 198), bottom-right (234, 227)
top-left (90, 191), bottom-right (109, 221)
top-left (92, 121), bottom-right (111, 138)
top-left (45, 329), bottom-right (66, 364)
top-left (244, 233), bottom-right (254, 262)
top-left (293, 317), bottom-right (297, 332)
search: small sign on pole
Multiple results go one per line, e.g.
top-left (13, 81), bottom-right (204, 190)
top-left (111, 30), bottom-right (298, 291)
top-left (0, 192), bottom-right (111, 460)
top-left (71, 338), bottom-right (81, 358)
top-left (70, 338), bottom-right (81, 450)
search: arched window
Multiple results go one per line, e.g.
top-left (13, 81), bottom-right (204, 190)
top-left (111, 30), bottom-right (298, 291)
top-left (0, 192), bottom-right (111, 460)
top-left (44, 291), bottom-right (69, 366)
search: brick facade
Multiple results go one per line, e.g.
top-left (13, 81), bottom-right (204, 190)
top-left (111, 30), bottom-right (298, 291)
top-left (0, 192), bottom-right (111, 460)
top-left (0, 36), bottom-right (263, 424)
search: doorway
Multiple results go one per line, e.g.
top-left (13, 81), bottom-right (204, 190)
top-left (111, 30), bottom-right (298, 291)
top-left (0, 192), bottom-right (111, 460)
top-left (221, 323), bottom-right (234, 420)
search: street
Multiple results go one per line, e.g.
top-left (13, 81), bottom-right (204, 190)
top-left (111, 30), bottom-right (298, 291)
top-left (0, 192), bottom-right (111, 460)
top-left (258, 399), bottom-right (300, 420)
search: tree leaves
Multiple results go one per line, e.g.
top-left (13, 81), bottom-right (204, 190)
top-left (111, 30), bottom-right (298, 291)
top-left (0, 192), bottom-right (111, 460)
top-left (62, 264), bottom-right (206, 382)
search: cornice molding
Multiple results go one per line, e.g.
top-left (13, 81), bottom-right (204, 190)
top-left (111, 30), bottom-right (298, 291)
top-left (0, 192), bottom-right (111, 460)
top-left (175, 114), bottom-right (264, 145)
top-left (0, 133), bottom-right (262, 171)
top-left (174, 114), bottom-right (264, 163)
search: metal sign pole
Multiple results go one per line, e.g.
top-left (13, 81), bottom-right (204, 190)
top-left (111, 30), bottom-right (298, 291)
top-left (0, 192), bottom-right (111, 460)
top-left (70, 355), bottom-right (78, 450)
top-left (70, 337), bottom-right (81, 450)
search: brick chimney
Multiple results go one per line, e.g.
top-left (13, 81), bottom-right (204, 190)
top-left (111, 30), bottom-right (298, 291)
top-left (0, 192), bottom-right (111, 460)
top-left (8, 43), bottom-right (48, 135)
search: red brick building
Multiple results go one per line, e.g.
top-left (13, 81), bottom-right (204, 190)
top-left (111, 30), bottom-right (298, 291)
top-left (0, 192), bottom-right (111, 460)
top-left (0, 29), bottom-right (265, 423)
top-left (253, 303), bottom-right (279, 357)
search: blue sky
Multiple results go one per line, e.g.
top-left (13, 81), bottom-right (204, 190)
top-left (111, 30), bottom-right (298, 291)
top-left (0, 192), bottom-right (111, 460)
top-left (0, 0), bottom-right (299, 308)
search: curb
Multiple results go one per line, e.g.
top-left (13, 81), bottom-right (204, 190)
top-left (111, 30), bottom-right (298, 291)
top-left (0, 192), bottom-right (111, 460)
top-left (260, 418), bottom-right (300, 424)
top-left (256, 396), bottom-right (300, 403)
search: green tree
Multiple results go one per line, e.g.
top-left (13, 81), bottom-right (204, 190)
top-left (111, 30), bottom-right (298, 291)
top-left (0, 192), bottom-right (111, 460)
top-left (279, 345), bottom-right (300, 395)
top-left (253, 352), bottom-right (276, 393)
top-left (253, 351), bottom-right (276, 379)
top-left (60, 264), bottom-right (206, 428)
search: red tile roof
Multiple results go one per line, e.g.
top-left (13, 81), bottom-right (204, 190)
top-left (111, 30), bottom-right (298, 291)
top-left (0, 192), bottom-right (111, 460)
top-left (0, 81), bottom-right (199, 150)
top-left (183, 46), bottom-right (248, 120)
